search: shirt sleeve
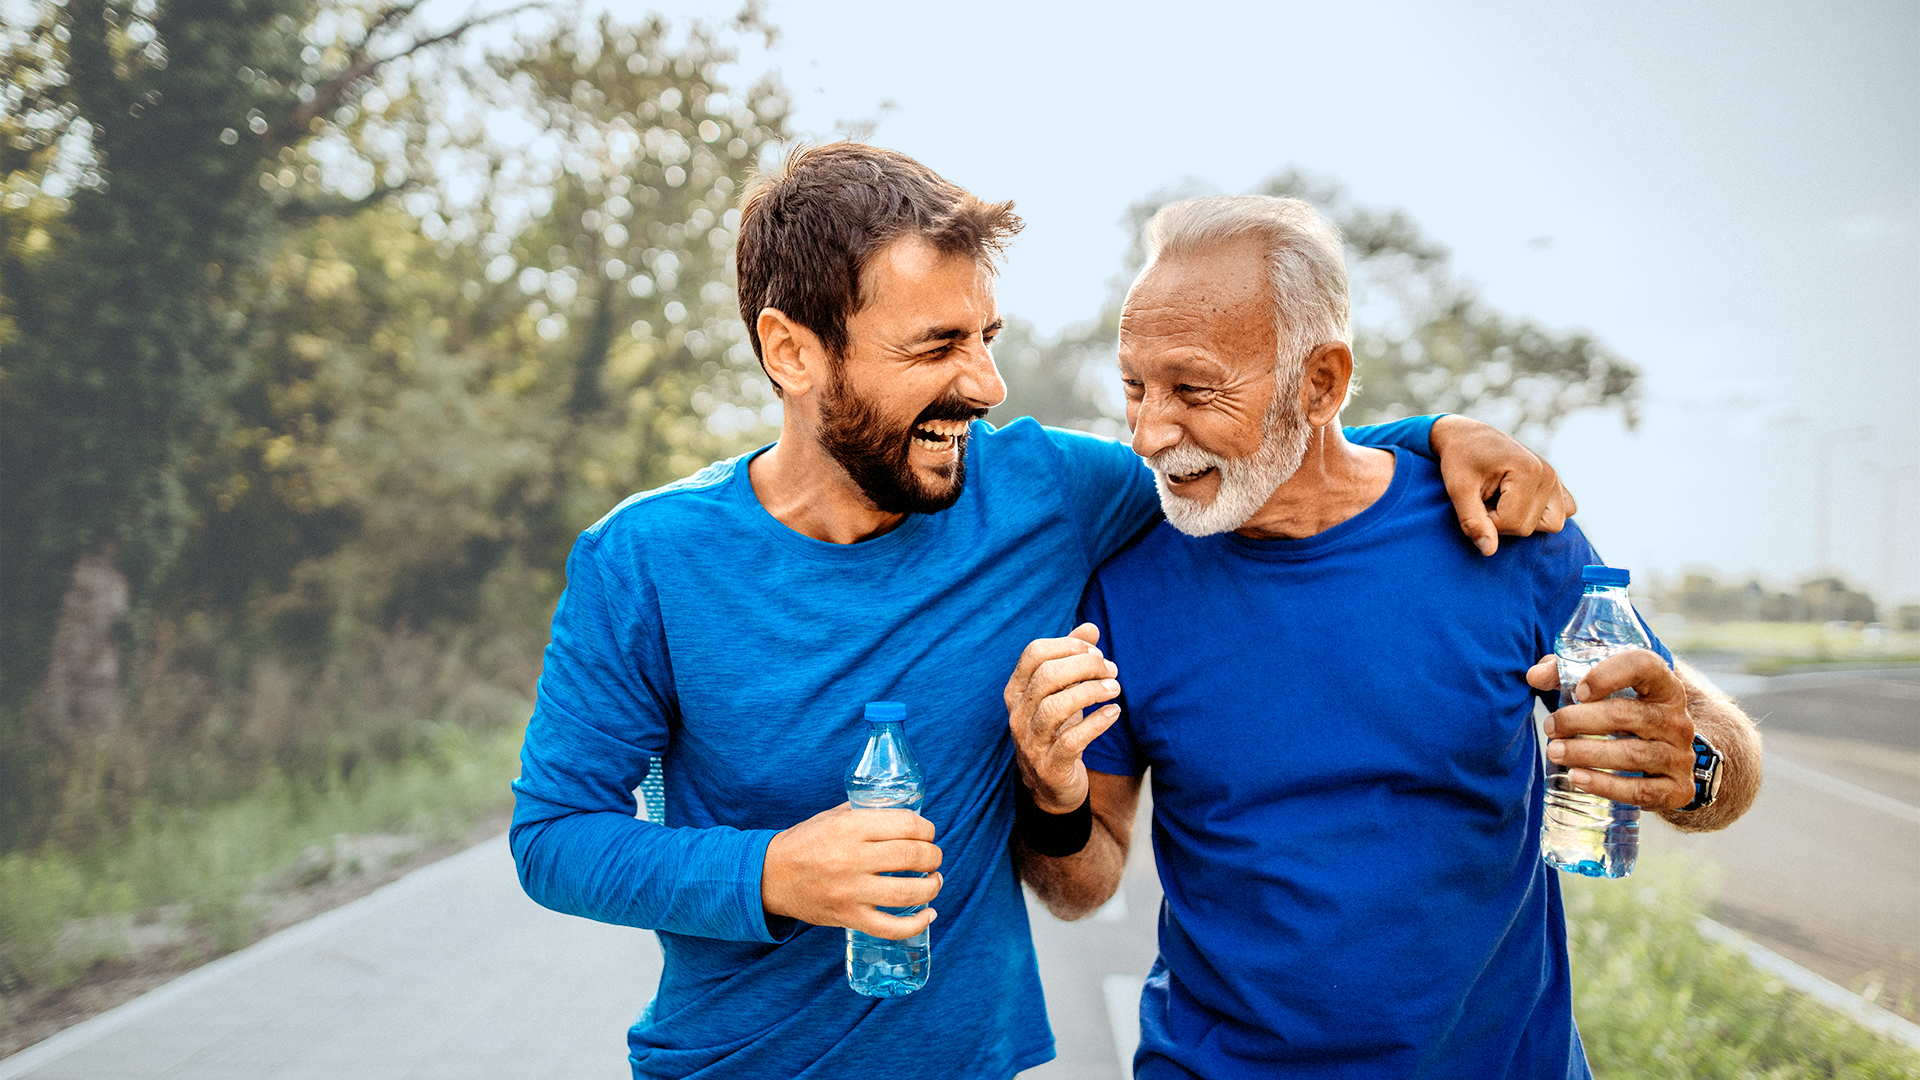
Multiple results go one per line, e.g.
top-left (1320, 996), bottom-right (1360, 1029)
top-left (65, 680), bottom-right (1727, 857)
top-left (1039, 425), bottom-right (1164, 571)
top-left (1076, 575), bottom-right (1148, 778)
top-left (1344, 414), bottom-right (1440, 459)
top-left (510, 528), bottom-right (794, 945)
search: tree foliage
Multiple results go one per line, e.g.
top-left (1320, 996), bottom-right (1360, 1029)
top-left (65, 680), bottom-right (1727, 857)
top-left (0, 3), bottom-right (790, 852)
top-left (994, 171), bottom-right (1641, 447)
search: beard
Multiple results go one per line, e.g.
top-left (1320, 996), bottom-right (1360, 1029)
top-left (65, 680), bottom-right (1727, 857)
top-left (815, 364), bottom-right (984, 516)
top-left (1147, 371), bottom-right (1313, 538)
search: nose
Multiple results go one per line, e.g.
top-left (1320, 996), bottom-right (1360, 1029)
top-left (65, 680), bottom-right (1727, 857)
top-left (957, 338), bottom-right (1008, 410)
top-left (1129, 391), bottom-right (1183, 460)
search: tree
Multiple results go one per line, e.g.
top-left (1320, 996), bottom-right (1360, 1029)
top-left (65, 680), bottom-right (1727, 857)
top-left (0, 0), bottom-right (515, 844)
top-left (991, 170), bottom-right (1641, 447)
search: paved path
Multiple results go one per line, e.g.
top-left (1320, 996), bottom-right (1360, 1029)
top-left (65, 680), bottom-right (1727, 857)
top-left (1662, 667), bottom-right (1920, 1016)
top-left (0, 832), bottom-right (1151, 1080)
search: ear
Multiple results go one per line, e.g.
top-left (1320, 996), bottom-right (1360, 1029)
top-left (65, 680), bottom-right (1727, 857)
top-left (757, 308), bottom-right (829, 398)
top-left (1298, 341), bottom-right (1354, 427)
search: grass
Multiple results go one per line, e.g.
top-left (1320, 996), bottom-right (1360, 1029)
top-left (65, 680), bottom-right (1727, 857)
top-left (1565, 854), bottom-right (1920, 1078)
top-left (0, 722), bottom-right (523, 1004)
top-left (1653, 619), bottom-right (1920, 674)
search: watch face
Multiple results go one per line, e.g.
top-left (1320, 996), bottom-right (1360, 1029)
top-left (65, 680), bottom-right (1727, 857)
top-left (1691, 736), bottom-right (1723, 809)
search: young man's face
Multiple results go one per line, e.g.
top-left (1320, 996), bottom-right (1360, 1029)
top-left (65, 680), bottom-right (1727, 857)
top-left (816, 234), bottom-right (1007, 514)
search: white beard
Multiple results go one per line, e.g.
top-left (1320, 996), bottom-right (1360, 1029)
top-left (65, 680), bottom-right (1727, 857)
top-left (1148, 389), bottom-right (1312, 538)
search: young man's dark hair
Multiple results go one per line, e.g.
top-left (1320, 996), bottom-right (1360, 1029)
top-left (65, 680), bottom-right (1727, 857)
top-left (734, 142), bottom-right (1023, 393)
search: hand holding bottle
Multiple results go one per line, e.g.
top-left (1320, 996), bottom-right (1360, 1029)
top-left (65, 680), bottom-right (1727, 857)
top-left (761, 802), bottom-right (942, 939)
top-left (1526, 649), bottom-right (1696, 809)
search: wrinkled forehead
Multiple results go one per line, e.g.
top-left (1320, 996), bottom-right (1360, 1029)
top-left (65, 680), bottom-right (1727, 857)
top-left (1120, 244), bottom-right (1275, 370)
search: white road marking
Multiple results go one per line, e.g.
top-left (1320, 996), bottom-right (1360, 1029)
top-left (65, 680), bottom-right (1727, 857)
top-left (1767, 755), bottom-right (1920, 825)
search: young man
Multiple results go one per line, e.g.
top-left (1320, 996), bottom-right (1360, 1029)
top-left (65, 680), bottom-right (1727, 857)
top-left (512, 146), bottom-right (1577, 1079)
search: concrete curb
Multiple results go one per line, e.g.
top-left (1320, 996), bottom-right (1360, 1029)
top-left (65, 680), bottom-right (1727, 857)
top-left (1695, 915), bottom-right (1920, 1051)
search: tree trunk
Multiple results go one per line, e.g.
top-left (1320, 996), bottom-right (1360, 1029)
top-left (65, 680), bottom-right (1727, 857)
top-left (40, 547), bottom-right (129, 745)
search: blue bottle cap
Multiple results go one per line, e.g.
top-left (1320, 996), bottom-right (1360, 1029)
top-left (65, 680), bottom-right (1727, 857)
top-left (864, 701), bottom-right (906, 722)
top-left (1581, 564), bottom-right (1630, 586)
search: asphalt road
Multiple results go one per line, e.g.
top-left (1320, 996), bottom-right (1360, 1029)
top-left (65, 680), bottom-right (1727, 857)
top-left (5, 668), bottom-right (1913, 1079)
top-left (1661, 667), bottom-right (1920, 1019)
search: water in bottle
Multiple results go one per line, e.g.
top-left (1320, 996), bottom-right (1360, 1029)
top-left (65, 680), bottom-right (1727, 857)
top-left (844, 701), bottom-right (930, 997)
top-left (1541, 565), bottom-right (1650, 878)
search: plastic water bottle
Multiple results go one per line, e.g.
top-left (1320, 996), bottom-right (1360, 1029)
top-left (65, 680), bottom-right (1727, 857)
top-left (844, 701), bottom-right (930, 997)
top-left (1541, 565), bottom-right (1650, 879)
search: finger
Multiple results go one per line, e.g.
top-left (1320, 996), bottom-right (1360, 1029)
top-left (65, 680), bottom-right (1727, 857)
top-left (1447, 479), bottom-right (1500, 556)
top-left (847, 808), bottom-right (938, 842)
top-left (1546, 733), bottom-right (1689, 778)
top-left (1052, 702), bottom-right (1124, 759)
top-left (1489, 466), bottom-right (1550, 539)
top-left (1033, 677), bottom-right (1122, 732)
top-left (868, 871), bottom-right (943, 909)
top-left (1562, 767), bottom-right (1689, 810)
top-left (1577, 650), bottom-right (1685, 708)
top-left (1536, 473), bottom-right (1571, 533)
top-left (853, 905), bottom-right (937, 941)
top-left (1525, 656), bottom-right (1558, 693)
top-left (1556, 480), bottom-right (1578, 522)
top-left (867, 839), bottom-right (944, 875)
top-left (1030, 652), bottom-right (1120, 703)
top-left (1006, 634), bottom-right (1105, 708)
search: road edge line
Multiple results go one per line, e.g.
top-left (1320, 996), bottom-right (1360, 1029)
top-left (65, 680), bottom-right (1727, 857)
top-left (1695, 915), bottom-right (1920, 1051)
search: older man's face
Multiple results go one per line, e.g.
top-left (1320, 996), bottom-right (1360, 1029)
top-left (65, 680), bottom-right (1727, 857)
top-left (1119, 239), bottom-right (1311, 536)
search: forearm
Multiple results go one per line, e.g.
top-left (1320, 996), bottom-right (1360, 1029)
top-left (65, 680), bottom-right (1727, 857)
top-left (1014, 820), bottom-right (1128, 922)
top-left (510, 797), bottom-right (789, 943)
top-left (1012, 770), bottom-right (1141, 920)
top-left (1659, 661), bottom-right (1763, 833)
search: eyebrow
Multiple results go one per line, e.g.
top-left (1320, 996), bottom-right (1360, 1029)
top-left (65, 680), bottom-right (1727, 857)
top-left (910, 318), bottom-right (1004, 346)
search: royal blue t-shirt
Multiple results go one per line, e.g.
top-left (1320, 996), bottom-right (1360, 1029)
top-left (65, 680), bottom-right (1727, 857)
top-left (1081, 447), bottom-right (1669, 1080)
top-left (511, 416), bottom-right (1438, 1079)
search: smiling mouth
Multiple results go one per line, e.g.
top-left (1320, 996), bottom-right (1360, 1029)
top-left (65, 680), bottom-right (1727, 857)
top-left (911, 418), bottom-right (970, 452)
top-left (1166, 465), bottom-right (1217, 485)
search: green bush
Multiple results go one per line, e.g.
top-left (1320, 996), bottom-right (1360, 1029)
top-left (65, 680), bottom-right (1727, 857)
top-left (1566, 858), bottom-right (1920, 1077)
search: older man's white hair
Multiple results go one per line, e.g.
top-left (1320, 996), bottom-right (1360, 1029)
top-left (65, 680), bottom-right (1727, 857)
top-left (1136, 195), bottom-right (1352, 537)
top-left (1141, 194), bottom-right (1352, 369)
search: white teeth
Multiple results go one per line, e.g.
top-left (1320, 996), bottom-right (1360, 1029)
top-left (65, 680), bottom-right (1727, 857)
top-left (913, 419), bottom-right (969, 442)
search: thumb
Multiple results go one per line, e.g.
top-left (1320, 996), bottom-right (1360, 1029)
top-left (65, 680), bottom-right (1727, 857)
top-left (1069, 622), bottom-right (1101, 647)
top-left (1450, 486), bottom-right (1499, 556)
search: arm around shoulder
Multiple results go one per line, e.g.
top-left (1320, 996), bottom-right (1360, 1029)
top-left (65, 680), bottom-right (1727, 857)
top-left (1658, 661), bottom-right (1763, 833)
top-left (1014, 769), bottom-right (1144, 921)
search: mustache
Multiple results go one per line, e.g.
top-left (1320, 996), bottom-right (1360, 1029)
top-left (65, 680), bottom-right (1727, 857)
top-left (912, 396), bottom-right (990, 428)
top-left (1146, 443), bottom-right (1227, 477)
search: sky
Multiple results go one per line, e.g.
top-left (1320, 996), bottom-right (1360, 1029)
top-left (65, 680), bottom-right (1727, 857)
top-left (488, 0), bottom-right (1919, 603)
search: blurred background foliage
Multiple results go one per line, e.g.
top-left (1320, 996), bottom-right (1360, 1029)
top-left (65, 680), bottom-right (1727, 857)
top-left (1, 0), bottom-right (791, 871)
top-left (1, 5), bottom-right (1905, 1058)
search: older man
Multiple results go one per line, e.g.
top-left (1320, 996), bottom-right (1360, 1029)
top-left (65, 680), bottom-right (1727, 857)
top-left (1007, 196), bottom-right (1761, 1079)
top-left (513, 144), bottom-right (1581, 1079)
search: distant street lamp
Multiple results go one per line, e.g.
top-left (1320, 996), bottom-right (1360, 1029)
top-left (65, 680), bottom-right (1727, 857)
top-left (1862, 461), bottom-right (1917, 605)
top-left (1815, 425), bottom-right (1872, 574)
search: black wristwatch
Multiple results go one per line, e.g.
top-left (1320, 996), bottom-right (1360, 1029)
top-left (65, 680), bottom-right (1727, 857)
top-left (1679, 734), bottom-right (1723, 812)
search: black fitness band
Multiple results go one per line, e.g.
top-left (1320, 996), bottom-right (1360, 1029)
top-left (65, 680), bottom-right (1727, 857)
top-left (1013, 778), bottom-right (1094, 857)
